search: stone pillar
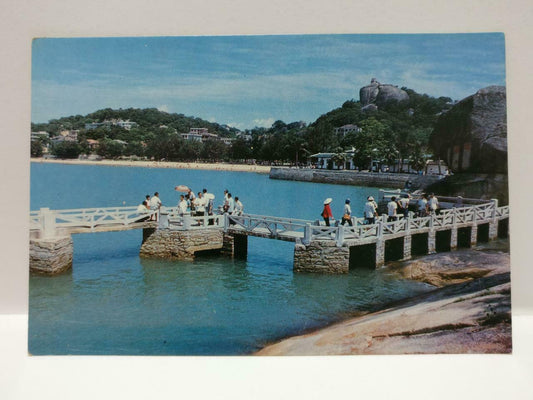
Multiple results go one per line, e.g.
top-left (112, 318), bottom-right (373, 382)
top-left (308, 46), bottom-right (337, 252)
top-left (489, 221), bottom-right (499, 241)
top-left (428, 230), bottom-right (436, 254)
top-left (489, 198), bottom-right (499, 241)
top-left (375, 239), bottom-right (385, 268)
top-left (142, 227), bottom-right (156, 244)
top-left (221, 232), bottom-right (248, 258)
top-left (140, 227), bottom-right (224, 260)
top-left (30, 235), bottom-right (73, 274)
top-left (450, 227), bottom-right (458, 250)
top-left (293, 241), bottom-right (349, 273)
top-left (402, 234), bottom-right (412, 261)
top-left (470, 224), bottom-right (478, 247)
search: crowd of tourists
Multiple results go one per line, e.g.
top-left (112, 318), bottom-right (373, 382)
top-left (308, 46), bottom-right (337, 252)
top-left (136, 188), bottom-right (244, 221)
top-left (321, 192), bottom-right (442, 227)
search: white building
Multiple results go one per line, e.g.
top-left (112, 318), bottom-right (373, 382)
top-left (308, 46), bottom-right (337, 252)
top-left (334, 124), bottom-right (361, 137)
top-left (181, 132), bottom-right (203, 142)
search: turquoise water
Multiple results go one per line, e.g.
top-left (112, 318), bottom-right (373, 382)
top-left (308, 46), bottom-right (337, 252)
top-left (29, 163), bottom-right (433, 355)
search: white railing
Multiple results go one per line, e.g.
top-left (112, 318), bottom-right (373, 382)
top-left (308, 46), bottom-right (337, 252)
top-left (30, 200), bottom-right (509, 243)
top-left (30, 206), bottom-right (158, 237)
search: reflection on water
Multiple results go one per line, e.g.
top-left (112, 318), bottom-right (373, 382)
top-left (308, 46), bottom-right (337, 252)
top-left (29, 163), bottom-right (433, 355)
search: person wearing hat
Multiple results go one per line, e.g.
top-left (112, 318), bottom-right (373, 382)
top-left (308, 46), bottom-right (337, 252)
top-left (321, 198), bottom-right (334, 226)
top-left (364, 196), bottom-right (378, 224)
top-left (341, 199), bottom-right (353, 226)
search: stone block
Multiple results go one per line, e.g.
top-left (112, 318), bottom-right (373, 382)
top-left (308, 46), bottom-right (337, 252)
top-left (30, 235), bottom-right (73, 274)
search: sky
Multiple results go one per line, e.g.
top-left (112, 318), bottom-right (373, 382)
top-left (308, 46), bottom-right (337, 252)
top-left (31, 33), bottom-right (506, 129)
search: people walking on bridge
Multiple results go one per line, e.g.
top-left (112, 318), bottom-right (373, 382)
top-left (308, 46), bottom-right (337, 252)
top-left (417, 194), bottom-right (429, 217)
top-left (322, 198), bottom-right (334, 226)
top-left (136, 199), bottom-right (150, 221)
top-left (364, 196), bottom-right (378, 224)
top-left (428, 193), bottom-right (439, 215)
top-left (341, 199), bottom-right (353, 226)
top-left (178, 195), bottom-right (188, 216)
top-left (226, 193), bottom-right (235, 214)
top-left (149, 192), bottom-right (162, 221)
top-left (387, 196), bottom-right (398, 222)
top-left (234, 196), bottom-right (244, 216)
top-left (398, 193), bottom-right (410, 218)
top-left (194, 192), bottom-right (206, 216)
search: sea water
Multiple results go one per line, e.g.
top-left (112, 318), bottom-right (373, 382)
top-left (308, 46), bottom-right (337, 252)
top-left (29, 163), bottom-right (433, 355)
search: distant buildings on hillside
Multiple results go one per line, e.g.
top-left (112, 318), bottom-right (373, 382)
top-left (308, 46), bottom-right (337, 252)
top-left (180, 127), bottom-right (234, 145)
top-left (85, 119), bottom-right (138, 130)
top-left (334, 124), bottom-right (361, 137)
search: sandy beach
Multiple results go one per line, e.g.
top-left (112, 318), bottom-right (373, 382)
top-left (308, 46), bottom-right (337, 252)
top-left (31, 158), bottom-right (271, 174)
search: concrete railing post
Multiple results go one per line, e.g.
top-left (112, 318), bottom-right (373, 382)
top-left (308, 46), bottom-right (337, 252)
top-left (335, 225), bottom-right (344, 247)
top-left (158, 211), bottom-right (169, 229)
top-left (223, 213), bottom-right (229, 232)
top-left (303, 223), bottom-right (311, 245)
top-left (41, 207), bottom-right (56, 238)
top-left (489, 198), bottom-right (499, 240)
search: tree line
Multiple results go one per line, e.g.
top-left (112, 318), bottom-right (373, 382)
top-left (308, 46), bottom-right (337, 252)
top-left (31, 87), bottom-right (455, 169)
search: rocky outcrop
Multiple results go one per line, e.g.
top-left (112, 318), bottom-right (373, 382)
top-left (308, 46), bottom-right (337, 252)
top-left (424, 173), bottom-right (509, 205)
top-left (255, 240), bottom-right (511, 355)
top-left (431, 86), bottom-right (507, 173)
top-left (359, 78), bottom-right (409, 108)
top-left (256, 276), bottom-right (511, 355)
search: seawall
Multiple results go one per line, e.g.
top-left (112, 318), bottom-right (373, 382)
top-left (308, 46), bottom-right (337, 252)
top-left (269, 167), bottom-right (442, 189)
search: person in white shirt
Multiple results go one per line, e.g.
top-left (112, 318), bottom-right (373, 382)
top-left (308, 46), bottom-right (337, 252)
top-left (428, 193), bottom-right (439, 214)
top-left (234, 196), bottom-right (244, 216)
top-left (398, 194), bottom-right (410, 218)
top-left (136, 200), bottom-right (150, 221)
top-left (194, 192), bottom-right (207, 216)
top-left (387, 196), bottom-right (398, 221)
top-left (227, 193), bottom-right (235, 214)
top-left (417, 194), bottom-right (428, 217)
top-left (149, 192), bottom-right (162, 220)
top-left (364, 196), bottom-right (378, 224)
top-left (341, 199), bottom-right (353, 226)
top-left (178, 195), bottom-right (188, 215)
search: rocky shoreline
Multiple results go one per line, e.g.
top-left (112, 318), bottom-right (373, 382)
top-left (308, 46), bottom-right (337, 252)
top-left (256, 240), bottom-right (511, 355)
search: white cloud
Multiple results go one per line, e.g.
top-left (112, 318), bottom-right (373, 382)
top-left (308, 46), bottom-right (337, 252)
top-left (157, 105), bottom-right (169, 112)
top-left (253, 118), bottom-right (275, 128)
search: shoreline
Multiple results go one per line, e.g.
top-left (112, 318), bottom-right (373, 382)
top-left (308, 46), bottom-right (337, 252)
top-left (30, 158), bottom-right (271, 174)
top-left (255, 240), bottom-right (511, 355)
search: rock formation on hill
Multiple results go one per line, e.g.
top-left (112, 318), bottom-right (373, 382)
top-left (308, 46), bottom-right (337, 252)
top-left (359, 78), bottom-right (409, 108)
top-left (430, 86), bottom-right (507, 174)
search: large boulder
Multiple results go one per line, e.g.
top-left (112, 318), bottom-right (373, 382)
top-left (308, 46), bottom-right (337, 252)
top-left (431, 86), bottom-right (507, 174)
top-left (359, 78), bottom-right (409, 107)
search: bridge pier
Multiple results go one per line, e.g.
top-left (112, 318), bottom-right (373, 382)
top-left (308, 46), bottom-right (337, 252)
top-left (450, 227), bottom-right (458, 250)
top-left (140, 227), bottom-right (224, 260)
top-left (293, 241), bottom-right (349, 273)
top-left (29, 235), bottom-right (73, 274)
top-left (402, 235), bottom-right (412, 261)
top-left (375, 239), bottom-right (385, 268)
top-left (470, 224), bottom-right (478, 247)
top-left (222, 232), bottom-right (248, 258)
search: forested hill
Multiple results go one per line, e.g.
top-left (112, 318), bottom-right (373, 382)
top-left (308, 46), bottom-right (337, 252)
top-left (31, 87), bottom-right (457, 166)
top-left (31, 107), bottom-right (239, 137)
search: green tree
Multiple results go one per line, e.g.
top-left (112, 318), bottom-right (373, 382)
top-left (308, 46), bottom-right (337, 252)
top-left (201, 139), bottom-right (227, 161)
top-left (31, 140), bottom-right (43, 157)
top-left (230, 138), bottom-right (252, 160)
top-left (51, 141), bottom-right (81, 159)
top-left (97, 139), bottom-right (125, 159)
